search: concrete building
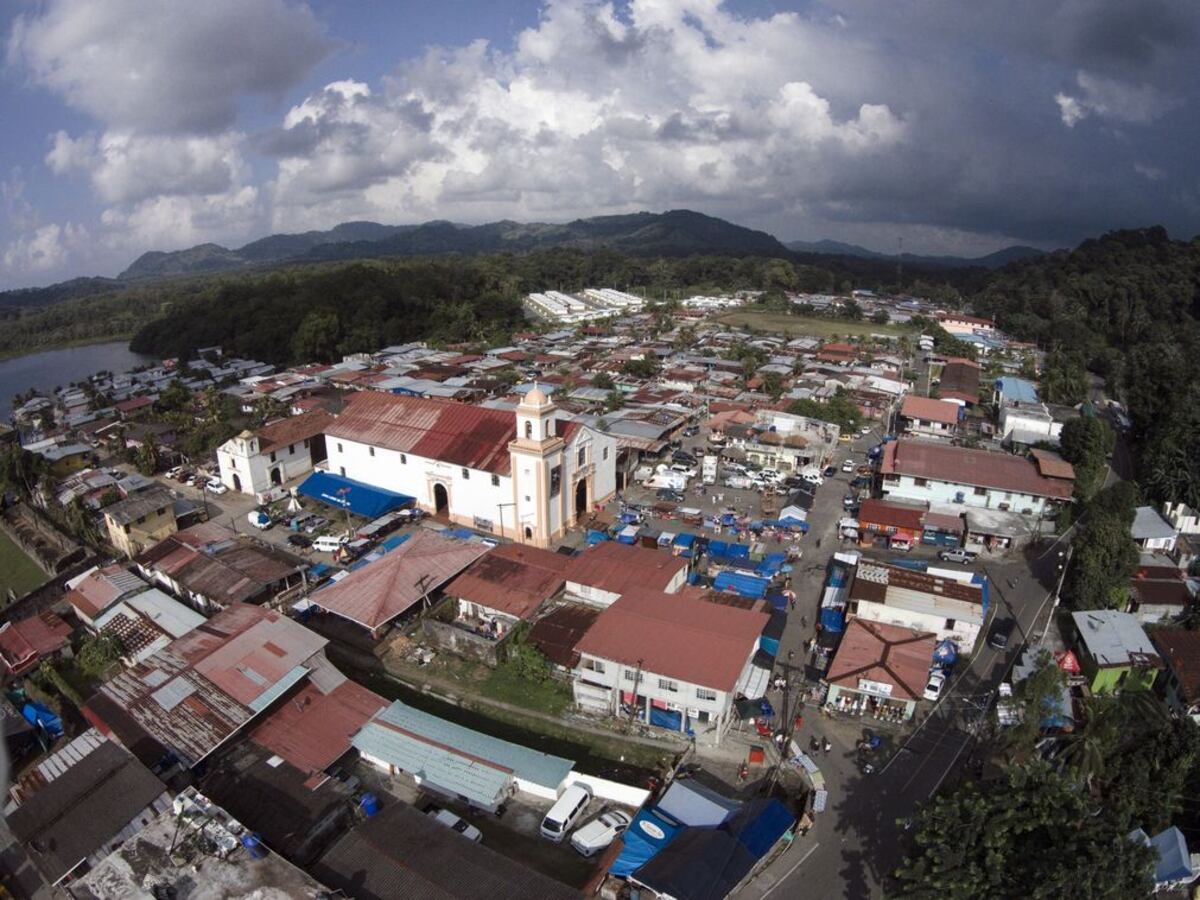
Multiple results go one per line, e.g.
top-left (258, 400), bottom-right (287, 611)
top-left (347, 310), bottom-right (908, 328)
top-left (322, 387), bottom-right (617, 548)
top-left (823, 619), bottom-right (936, 721)
top-left (1131, 506), bottom-right (1178, 552)
top-left (898, 395), bottom-right (960, 440)
top-left (102, 486), bottom-right (178, 558)
top-left (1151, 629), bottom-right (1200, 723)
top-left (846, 559), bottom-right (986, 652)
top-left (880, 438), bottom-right (1073, 518)
top-left (998, 402), bottom-right (1062, 447)
top-left (564, 540), bottom-right (689, 609)
top-left (1070, 610), bottom-right (1163, 695)
top-left (217, 409), bottom-right (332, 496)
top-left (571, 588), bottom-right (770, 745)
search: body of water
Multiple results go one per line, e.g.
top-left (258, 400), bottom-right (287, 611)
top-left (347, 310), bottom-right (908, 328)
top-left (0, 341), bottom-right (154, 420)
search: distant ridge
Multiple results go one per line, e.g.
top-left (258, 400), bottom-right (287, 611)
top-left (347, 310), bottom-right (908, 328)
top-left (120, 210), bottom-right (790, 279)
top-left (785, 239), bottom-right (1046, 270)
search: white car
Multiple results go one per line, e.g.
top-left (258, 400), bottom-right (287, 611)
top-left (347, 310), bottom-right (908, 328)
top-left (571, 809), bottom-right (632, 857)
top-left (841, 459), bottom-right (855, 473)
top-left (923, 670), bottom-right (946, 702)
top-left (860, 426), bottom-right (871, 435)
top-left (426, 808), bottom-right (482, 843)
top-left (205, 479), bottom-right (228, 495)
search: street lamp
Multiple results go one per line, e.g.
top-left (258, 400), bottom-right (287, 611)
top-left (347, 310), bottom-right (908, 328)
top-left (335, 486), bottom-right (352, 538)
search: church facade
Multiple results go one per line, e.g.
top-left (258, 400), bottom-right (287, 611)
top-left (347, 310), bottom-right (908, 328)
top-left (322, 388), bottom-right (617, 547)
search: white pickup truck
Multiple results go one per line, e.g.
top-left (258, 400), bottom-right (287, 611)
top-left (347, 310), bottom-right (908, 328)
top-left (702, 455), bottom-right (718, 485)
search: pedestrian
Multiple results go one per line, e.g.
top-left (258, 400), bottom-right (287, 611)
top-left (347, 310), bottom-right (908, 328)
top-left (801, 615), bottom-right (808, 628)
top-left (823, 738), bottom-right (832, 754)
top-left (789, 596), bottom-right (796, 612)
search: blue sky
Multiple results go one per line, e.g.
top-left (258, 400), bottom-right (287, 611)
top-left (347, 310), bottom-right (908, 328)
top-left (2, 0), bottom-right (1197, 289)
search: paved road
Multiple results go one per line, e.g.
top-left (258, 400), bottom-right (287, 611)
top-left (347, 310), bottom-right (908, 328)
top-left (739, 431), bottom-right (1063, 900)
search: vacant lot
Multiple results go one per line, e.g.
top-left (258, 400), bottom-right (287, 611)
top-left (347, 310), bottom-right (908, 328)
top-left (715, 310), bottom-right (916, 338)
top-left (0, 530), bottom-right (48, 600)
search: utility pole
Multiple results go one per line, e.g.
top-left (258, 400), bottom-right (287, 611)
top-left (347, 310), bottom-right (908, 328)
top-left (1039, 544), bottom-right (1073, 650)
top-left (336, 486), bottom-right (352, 538)
top-left (626, 658), bottom-right (645, 732)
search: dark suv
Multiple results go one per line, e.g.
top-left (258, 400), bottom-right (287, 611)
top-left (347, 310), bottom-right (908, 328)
top-left (988, 617), bottom-right (1016, 650)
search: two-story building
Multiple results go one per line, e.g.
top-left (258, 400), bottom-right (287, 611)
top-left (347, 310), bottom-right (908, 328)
top-left (217, 409), bottom-right (332, 496)
top-left (823, 618), bottom-right (937, 721)
top-left (1070, 610), bottom-right (1163, 694)
top-left (898, 395), bottom-right (960, 440)
top-left (102, 487), bottom-right (179, 558)
top-left (846, 559), bottom-right (986, 652)
top-left (564, 541), bottom-right (689, 609)
top-left (572, 588), bottom-right (770, 746)
top-left (319, 387), bottom-right (617, 548)
top-left (1151, 629), bottom-right (1200, 723)
top-left (880, 438), bottom-right (1073, 518)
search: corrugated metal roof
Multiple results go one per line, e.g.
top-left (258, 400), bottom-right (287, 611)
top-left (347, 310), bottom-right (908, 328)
top-left (356, 700), bottom-right (574, 794)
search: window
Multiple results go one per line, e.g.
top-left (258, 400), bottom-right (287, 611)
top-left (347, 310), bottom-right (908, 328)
top-left (624, 669), bottom-right (638, 682)
top-left (658, 678), bottom-right (678, 693)
top-left (288, 444), bottom-right (295, 454)
top-left (269, 451), bottom-right (276, 462)
top-left (696, 687), bottom-right (717, 701)
top-left (588, 660), bottom-right (606, 674)
top-left (462, 467), bottom-right (470, 480)
top-left (973, 486), bottom-right (987, 496)
top-left (525, 421), bottom-right (533, 440)
top-left (550, 465), bottom-right (561, 498)
top-left (603, 447), bottom-right (609, 461)
top-left (945, 618), bottom-right (956, 630)
top-left (491, 474), bottom-right (500, 487)
top-left (400, 453), bottom-right (407, 464)
top-left (369, 447), bottom-right (375, 457)
top-left (913, 477), bottom-right (927, 487)
top-left (578, 447), bottom-right (586, 466)
top-left (337, 442), bottom-right (343, 453)
top-left (303, 439), bottom-right (310, 449)
top-left (339, 466), bottom-right (346, 477)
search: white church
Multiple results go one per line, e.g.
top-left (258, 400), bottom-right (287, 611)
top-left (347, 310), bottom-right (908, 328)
top-left (320, 387), bottom-right (618, 547)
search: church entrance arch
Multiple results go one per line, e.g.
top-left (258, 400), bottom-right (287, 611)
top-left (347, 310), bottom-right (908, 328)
top-left (574, 479), bottom-right (589, 522)
top-left (433, 482), bottom-right (449, 517)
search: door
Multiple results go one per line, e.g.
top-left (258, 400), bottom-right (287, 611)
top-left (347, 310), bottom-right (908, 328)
top-left (232, 473), bottom-right (241, 492)
top-left (270, 467), bottom-right (282, 486)
top-left (433, 482), bottom-right (449, 517)
top-left (574, 479), bottom-right (588, 522)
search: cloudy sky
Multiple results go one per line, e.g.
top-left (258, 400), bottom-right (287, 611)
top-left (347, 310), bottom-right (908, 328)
top-left (1, 0), bottom-right (1197, 289)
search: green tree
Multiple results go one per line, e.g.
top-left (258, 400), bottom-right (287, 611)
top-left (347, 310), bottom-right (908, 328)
top-left (593, 372), bottom-right (615, 390)
top-left (761, 371), bottom-right (784, 399)
top-left (292, 309), bottom-right (343, 362)
top-left (604, 390), bottom-right (624, 412)
top-left (871, 309), bottom-right (890, 325)
top-left (621, 357), bottom-right (661, 379)
top-left (998, 650), bottom-right (1067, 758)
top-left (77, 632), bottom-right (126, 681)
top-left (157, 379), bottom-right (193, 413)
top-left (1066, 482), bottom-right (1139, 609)
top-left (1059, 416), bottom-right (1114, 501)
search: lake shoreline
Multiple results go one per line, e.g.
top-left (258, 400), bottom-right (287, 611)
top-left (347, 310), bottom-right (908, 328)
top-left (0, 332), bottom-right (135, 363)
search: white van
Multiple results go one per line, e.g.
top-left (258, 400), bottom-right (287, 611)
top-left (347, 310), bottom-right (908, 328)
top-left (312, 534), bottom-right (349, 554)
top-left (540, 783), bottom-right (593, 842)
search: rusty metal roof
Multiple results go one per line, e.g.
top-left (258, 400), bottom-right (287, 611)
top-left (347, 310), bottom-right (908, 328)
top-left (443, 544), bottom-right (571, 620)
top-left (325, 392), bottom-right (519, 475)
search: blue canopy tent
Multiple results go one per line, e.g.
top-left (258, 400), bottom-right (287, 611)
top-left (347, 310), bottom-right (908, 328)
top-left (765, 592), bottom-right (789, 613)
top-left (617, 525), bottom-right (640, 545)
top-left (819, 607), bottom-right (846, 633)
top-left (932, 639), bottom-right (959, 667)
top-left (713, 571), bottom-right (769, 600)
top-left (610, 809), bottom-right (684, 877)
top-left (22, 702), bottom-right (63, 739)
top-left (756, 553), bottom-right (788, 576)
top-left (296, 471), bottom-right (414, 519)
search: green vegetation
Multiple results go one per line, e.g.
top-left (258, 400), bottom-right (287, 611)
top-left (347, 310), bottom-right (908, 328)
top-left (1058, 416), bottom-right (1115, 502)
top-left (621, 357), bottom-right (661, 379)
top-left (787, 393), bottom-right (863, 432)
top-left (0, 530), bottom-right (48, 599)
top-left (1064, 482), bottom-right (1140, 609)
top-left (716, 309), bottom-right (915, 338)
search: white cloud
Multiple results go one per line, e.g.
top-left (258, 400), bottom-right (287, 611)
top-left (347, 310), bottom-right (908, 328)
top-left (99, 187), bottom-right (262, 253)
top-left (8, 0), bottom-right (333, 133)
top-left (2, 222), bottom-right (87, 275)
top-left (1055, 70), bottom-right (1175, 127)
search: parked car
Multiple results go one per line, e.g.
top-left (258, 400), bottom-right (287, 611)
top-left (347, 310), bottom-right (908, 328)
top-left (656, 488), bottom-right (685, 502)
top-left (206, 479), bottom-right (228, 495)
top-left (838, 433), bottom-right (854, 443)
top-left (571, 809), bottom-right (632, 857)
top-left (988, 617), bottom-right (1016, 650)
top-left (541, 784), bottom-right (593, 842)
top-left (672, 449), bottom-right (697, 464)
top-left (669, 465), bottom-right (697, 478)
top-left (286, 533), bottom-right (312, 549)
top-left (938, 548), bottom-right (978, 564)
top-left (923, 670), bottom-right (946, 701)
top-left (166, 466), bottom-right (184, 479)
top-left (312, 533), bottom-right (349, 553)
top-left (823, 465), bottom-right (837, 478)
top-left (843, 494), bottom-right (859, 509)
top-left (850, 476), bottom-right (871, 489)
top-left (683, 425), bottom-right (700, 437)
top-left (303, 516), bottom-right (329, 534)
top-left (860, 426), bottom-right (871, 435)
top-left (247, 509), bottom-right (272, 530)
top-left (842, 459), bottom-right (855, 473)
top-left (426, 807), bottom-right (482, 843)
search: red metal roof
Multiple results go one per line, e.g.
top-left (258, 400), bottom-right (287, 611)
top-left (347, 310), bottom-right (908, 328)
top-left (325, 393), bottom-right (519, 475)
top-left (443, 544), bottom-right (571, 621)
top-left (311, 531), bottom-right (489, 632)
top-left (900, 395), bottom-right (960, 426)
top-left (857, 498), bottom-right (926, 533)
top-left (256, 409), bottom-right (335, 454)
top-left (249, 677), bottom-right (387, 780)
top-left (825, 619), bottom-right (937, 701)
top-left (565, 541), bottom-right (688, 596)
top-left (574, 588), bottom-right (770, 692)
top-left (1152, 630), bottom-right (1200, 704)
top-left (0, 613), bottom-right (71, 676)
top-left (881, 438), bottom-right (1073, 499)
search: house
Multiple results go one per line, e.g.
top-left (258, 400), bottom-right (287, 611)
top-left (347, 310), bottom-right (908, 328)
top-left (82, 604), bottom-right (353, 770)
top-left (898, 395), bottom-right (960, 440)
top-left (1070, 610), bottom-right (1163, 694)
top-left (6, 729), bottom-right (171, 887)
top-left (0, 613), bottom-right (73, 680)
top-left (1151, 630), bottom-right (1200, 723)
top-left (937, 312), bottom-right (996, 337)
top-left (319, 386), bottom-right (617, 548)
top-left (564, 540), bottom-right (690, 608)
top-left (353, 699), bottom-right (575, 809)
top-left (527, 604), bottom-right (602, 671)
top-left (846, 559), bottom-right (986, 652)
top-left (92, 588), bottom-right (206, 665)
top-left (823, 619), bottom-right (937, 721)
top-left (571, 588), bottom-right (771, 745)
top-left (217, 408), bottom-right (333, 496)
top-left (102, 486), bottom-right (179, 558)
top-left (1127, 827), bottom-right (1200, 892)
top-left (440, 542), bottom-right (571, 644)
top-left (937, 359), bottom-right (981, 405)
top-left (1131, 506), bottom-right (1178, 552)
top-left (880, 438), bottom-right (1073, 518)
top-left (1129, 555), bottom-right (1193, 625)
top-left (134, 522), bottom-right (307, 614)
top-left (998, 402), bottom-right (1062, 447)
top-left (312, 801), bottom-right (581, 900)
top-left (63, 564), bottom-right (151, 626)
top-left (855, 498), bottom-right (927, 551)
top-left (308, 530), bottom-right (489, 638)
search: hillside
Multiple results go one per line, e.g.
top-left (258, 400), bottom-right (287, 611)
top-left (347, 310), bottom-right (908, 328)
top-left (785, 239), bottom-right (1045, 270)
top-left (121, 209), bottom-right (790, 279)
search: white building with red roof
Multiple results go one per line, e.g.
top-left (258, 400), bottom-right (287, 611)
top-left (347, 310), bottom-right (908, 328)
top-left (216, 408), bottom-right (334, 496)
top-left (571, 588), bottom-right (770, 745)
top-left (898, 395), bottom-right (961, 440)
top-left (323, 387), bottom-right (617, 548)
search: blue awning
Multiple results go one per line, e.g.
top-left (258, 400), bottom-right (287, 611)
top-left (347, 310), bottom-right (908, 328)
top-left (713, 571), bottom-right (769, 599)
top-left (296, 471), bottom-right (414, 519)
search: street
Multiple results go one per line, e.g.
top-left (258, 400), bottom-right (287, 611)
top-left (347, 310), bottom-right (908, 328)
top-left (738, 428), bottom-right (1064, 899)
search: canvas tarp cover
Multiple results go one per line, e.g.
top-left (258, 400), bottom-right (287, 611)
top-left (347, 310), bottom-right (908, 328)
top-left (657, 780), bottom-right (740, 827)
top-left (713, 571), bottom-right (769, 599)
top-left (297, 471), bottom-right (414, 518)
top-left (610, 809), bottom-right (684, 877)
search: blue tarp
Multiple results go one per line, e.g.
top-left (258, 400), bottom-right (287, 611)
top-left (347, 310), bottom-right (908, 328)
top-left (617, 525), bottom-right (640, 545)
top-left (22, 702), bottom-right (62, 739)
top-left (709, 540), bottom-right (750, 560)
top-left (973, 573), bottom-right (990, 620)
top-left (828, 565), bottom-right (849, 588)
top-left (379, 533), bottom-right (411, 552)
top-left (760, 633), bottom-right (781, 656)
top-left (933, 639), bottom-right (959, 666)
top-left (586, 529), bottom-right (610, 545)
top-left (649, 706), bottom-right (693, 736)
top-left (1151, 827), bottom-right (1193, 885)
top-left (673, 533), bottom-right (697, 548)
top-left (713, 571), bottom-right (769, 599)
top-left (619, 512), bottom-right (641, 524)
top-left (296, 471), bottom-right (414, 519)
top-left (765, 592), bottom-right (789, 613)
top-left (443, 527), bottom-right (475, 540)
top-left (730, 799), bottom-right (795, 857)
top-left (889, 558), bottom-right (928, 571)
top-left (767, 517), bottom-right (809, 531)
top-left (756, 553), bottom-right (788, 575)
top-left (819, 607), bottom-right (846, 633)
top-left (610, 809), bottom-right (684, 877)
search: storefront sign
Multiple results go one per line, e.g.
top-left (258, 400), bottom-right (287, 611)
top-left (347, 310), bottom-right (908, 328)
top-left (857, 678), bottom-right (893, 697)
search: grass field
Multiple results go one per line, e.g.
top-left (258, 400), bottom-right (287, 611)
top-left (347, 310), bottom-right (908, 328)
top-left (0, 530), bottom-right (49, 600)
top-left (714, 310), bottom-right (916, 338)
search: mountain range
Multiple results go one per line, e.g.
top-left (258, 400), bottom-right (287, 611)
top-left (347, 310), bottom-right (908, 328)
top-left (784, 238), bottom-right (1045, 269)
